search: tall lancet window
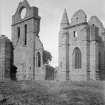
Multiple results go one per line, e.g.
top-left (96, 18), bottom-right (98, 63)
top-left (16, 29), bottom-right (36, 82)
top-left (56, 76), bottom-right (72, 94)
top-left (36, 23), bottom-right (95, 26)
top-left (17, 27), bottom-right (20, 41)
top-left (72, 47), bottom-right (82, 69)
top-left (36, 52), bottom-right (41, 67)
top-left (24, 24), bottom-right (27, 45)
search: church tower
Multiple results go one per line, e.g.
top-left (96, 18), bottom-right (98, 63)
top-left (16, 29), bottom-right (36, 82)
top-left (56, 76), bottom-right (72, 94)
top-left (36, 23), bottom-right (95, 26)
top-left (58, 9), bottom-right (70, 80)
top-left (58, 9), bottom-right (105, 81)
top-left (12, 0), bottom-right (44, 80)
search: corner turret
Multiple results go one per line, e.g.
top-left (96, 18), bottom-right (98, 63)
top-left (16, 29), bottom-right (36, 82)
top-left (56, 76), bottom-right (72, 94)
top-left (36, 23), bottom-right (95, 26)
top-left (60, 9), bottom-right (69, 29)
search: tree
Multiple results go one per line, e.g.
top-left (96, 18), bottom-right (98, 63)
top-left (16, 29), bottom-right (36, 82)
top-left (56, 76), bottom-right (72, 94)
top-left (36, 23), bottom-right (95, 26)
top-left (43, 50), bottom-right (52, 64)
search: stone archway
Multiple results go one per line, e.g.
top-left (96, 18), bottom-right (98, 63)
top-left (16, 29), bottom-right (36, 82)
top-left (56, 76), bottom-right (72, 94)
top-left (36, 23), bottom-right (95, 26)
top-left (72, 47), bottom-right (82, 69)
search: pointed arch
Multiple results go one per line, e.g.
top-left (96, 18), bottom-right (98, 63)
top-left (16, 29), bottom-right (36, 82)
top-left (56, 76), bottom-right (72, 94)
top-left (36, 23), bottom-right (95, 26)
top-left (72, 47), bottom-right (82, 69)
top-left (17, 27), bottom-right (20, 41)
top-left (71, 9), bottom-right (87, 25)
top-left (36, 52), bottom-right (41, 67)
top-left (24, 24), bottom-right (27, 45)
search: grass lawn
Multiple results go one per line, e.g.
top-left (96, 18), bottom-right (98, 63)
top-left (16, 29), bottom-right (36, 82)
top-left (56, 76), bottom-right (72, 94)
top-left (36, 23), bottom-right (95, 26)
top-left (0, 80), bottom-right (105, 105)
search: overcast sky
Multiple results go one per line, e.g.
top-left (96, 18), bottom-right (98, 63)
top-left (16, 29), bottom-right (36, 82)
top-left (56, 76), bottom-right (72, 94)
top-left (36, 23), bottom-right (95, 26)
top-left (0, 0), bottom-right (105, 66)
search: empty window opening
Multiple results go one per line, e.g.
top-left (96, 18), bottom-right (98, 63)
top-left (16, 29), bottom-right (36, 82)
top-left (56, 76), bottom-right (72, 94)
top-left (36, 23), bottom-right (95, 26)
top-left (37, 52), bottom-right (41, 67)
top-left (73, 31), bottom-right (78, 38)
top-left (24, 24), bottom-right (27, 45)
top-left (17, 27), bottom-right (20, 41)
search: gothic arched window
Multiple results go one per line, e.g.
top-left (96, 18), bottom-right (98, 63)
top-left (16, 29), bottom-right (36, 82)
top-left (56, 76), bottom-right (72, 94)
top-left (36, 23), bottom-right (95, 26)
top-left (72, 47), bottom-right (82, 69)
top-left (36, 52), bottom-right (41, 67)
top-left (17, 27), bottom-right (20, 41)
top-left (24, 24), bottom-right (27, 45)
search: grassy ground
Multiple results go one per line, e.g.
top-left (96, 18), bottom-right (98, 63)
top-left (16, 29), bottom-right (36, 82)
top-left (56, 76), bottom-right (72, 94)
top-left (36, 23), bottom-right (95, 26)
top-left (0, 80), bottom-right (104, 105)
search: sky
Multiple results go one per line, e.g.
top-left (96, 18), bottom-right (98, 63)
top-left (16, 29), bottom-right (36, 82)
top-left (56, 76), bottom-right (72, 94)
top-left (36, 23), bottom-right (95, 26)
top-left (0, 0), bottom-right (105, 67)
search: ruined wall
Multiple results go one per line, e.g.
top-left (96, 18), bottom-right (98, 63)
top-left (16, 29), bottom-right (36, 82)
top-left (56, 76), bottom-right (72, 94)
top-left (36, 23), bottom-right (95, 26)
top-left (12, 0), bottom-right (45, 80)
top-left (0, 35), bottom-right (12, 80)
top-left (58, 9), bottom-right (105, 81)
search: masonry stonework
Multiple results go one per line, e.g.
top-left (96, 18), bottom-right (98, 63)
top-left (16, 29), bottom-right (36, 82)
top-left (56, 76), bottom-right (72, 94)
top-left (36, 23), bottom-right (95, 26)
top-left (11, 0), bottom-right (45, 80)
top-left (58, 9), bottom-right (105, 81)
top-left (0, 35), bottom-right (13, 80)
top-left (0, 0), bottom-right (45, 80)
top-left (1, 0), bottom-right (105, 81)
